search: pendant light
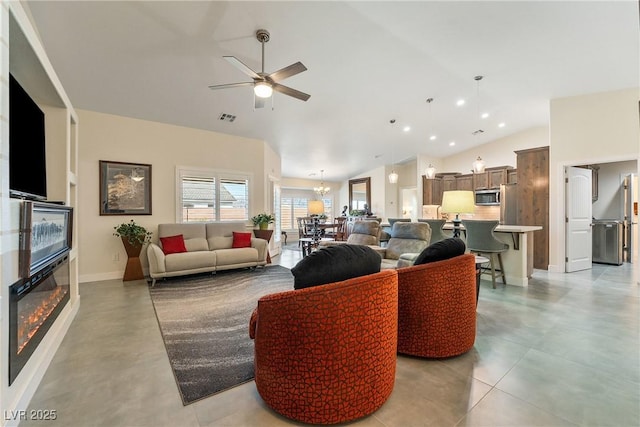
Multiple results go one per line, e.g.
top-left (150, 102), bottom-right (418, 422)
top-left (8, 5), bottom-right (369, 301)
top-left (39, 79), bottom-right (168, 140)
top-left (473, 156), bottom-right (486, 173)
top-left (424, 98), bottom-right (436, 179)
top-left (388, 119), bottom-right (398, 184)
top-left (425, 164), bottom-right (436, 179)
top-left (472, 76), bottom-right (486, 173)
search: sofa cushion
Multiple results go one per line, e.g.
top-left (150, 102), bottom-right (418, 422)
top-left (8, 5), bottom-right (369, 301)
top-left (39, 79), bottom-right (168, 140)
top-left (232, 232), bottom-right (252, 248)
top-left (165, 251), bottom-right (217, 272)
top-left (215, 247), bottom-right (258, 265)
top-left (208, 236), bottom-right (233, 251)
top-left (160, 235), bottom-right (187, 255)
top-left (414, 238), bottom-right (466, 265)
top-left (291, 245), bottom-right (381, 290)
top-left (158, 223), bottom-right (206, 240)
top-left (184, 237), bottom-right (209, 252)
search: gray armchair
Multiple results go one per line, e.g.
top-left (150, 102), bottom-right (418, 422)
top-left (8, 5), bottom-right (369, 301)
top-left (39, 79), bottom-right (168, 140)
top-left (378, 222), bottom-right (431, 269)
top-left (320, 219), bottom-right (381, 247)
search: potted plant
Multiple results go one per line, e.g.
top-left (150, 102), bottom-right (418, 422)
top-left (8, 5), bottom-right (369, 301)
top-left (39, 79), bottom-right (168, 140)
top-left (113, 220), bottom-right (152, 281)
top-left (251, 213), bottom-right (275, 230)
top-left (113, 219), bottom-right (153, 246)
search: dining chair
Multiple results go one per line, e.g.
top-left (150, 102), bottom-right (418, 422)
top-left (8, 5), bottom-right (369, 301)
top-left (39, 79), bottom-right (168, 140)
top-left (462, 219), bottom-right (508, 289)
top-left (327, 217), bottom-right (347, 241)
top-left (296, 217), bottom-right (313, 247)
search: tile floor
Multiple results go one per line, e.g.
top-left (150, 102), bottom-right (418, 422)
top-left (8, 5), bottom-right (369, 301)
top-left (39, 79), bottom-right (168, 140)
top-left (23, 245), bottom-right (640, 427)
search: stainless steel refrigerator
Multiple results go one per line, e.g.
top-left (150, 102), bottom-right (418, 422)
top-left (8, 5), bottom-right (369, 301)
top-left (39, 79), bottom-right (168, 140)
top-left (500, 183), bottom-right (517, 224)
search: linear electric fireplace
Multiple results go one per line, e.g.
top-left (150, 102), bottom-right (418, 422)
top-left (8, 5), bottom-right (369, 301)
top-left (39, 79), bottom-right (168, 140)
top-left (9, 256), bottom-right (70, 385)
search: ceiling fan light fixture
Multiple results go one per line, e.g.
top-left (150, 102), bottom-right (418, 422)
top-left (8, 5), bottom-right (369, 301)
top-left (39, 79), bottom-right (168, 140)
top-left (254, 81), bottom-right (273, 98)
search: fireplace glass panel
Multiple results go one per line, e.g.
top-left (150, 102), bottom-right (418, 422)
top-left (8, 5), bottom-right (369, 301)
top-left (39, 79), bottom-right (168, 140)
top-left (9, 258), bottom-right (70, 384)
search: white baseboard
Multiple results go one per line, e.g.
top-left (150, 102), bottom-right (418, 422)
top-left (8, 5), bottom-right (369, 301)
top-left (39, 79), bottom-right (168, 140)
top-left (547, 264), bottom-right (562, 273)
top-left (79, 271), bottom-right (123, 284)
top-left (80, 268), bottom-right (150, 284)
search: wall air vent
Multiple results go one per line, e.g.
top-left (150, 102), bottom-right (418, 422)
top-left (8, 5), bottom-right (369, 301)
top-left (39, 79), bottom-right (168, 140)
top-left (472, 129), bottom-right (484, 135)
top-left (218, 113), bottom-right (236, 122)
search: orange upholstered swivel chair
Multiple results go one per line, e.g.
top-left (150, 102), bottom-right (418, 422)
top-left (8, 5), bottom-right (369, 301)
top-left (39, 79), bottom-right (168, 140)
top-left (249, 269), bottom-right (398, 424)
top-left (396, 253), bottom-right (477, 358)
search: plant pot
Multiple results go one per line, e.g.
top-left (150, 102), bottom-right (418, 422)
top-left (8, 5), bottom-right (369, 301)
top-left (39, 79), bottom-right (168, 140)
top-left (259, 223), bottom-right (269, 230)
top-left (120, 236), bottom-right (145, 281)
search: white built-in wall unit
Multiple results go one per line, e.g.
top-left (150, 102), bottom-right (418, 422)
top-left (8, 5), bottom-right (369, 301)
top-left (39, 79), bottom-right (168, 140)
top-left (1, 1), bottom-right (79, 423)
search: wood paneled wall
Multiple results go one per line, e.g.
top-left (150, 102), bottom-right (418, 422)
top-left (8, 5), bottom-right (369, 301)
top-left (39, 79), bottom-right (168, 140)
top-left (516, 146), bottom-right (549, 270)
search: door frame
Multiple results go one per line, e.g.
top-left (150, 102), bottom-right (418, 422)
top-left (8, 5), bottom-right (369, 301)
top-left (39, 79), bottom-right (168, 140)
top-left (555, 155), bottom-right (639, 273)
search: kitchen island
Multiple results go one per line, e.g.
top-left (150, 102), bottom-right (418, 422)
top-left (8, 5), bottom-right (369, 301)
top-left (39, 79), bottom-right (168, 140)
top-left (443, 223), bottom-right (543, 286)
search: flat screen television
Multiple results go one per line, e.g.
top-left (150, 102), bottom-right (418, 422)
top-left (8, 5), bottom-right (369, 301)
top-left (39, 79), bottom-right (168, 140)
top-left (19, 201), bottom-right (73, 279)
top-left (9, 73), bottom-right (47, 201)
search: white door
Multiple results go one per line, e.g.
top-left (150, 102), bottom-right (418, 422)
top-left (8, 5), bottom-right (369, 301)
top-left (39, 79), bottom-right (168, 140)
top-left (565, 166), bottom-right (593, 272)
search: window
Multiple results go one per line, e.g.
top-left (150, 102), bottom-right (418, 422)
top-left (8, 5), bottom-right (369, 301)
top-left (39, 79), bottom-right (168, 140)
top-left (280, 189), bottom-right (334, 230)
top-left (178, 167), bottom-right (250, 222)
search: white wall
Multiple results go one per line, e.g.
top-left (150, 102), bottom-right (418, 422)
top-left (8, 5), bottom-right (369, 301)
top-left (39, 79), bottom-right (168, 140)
top-left (77, 109), bottom-right (278, 283)
top-left (549, 88), bottom-right (640, 271)
top-left (442, 127), bottom-right (548, 173)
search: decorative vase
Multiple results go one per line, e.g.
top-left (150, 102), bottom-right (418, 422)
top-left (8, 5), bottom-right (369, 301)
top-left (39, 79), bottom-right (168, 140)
top-left (259, 223), bottom-right (269, 230)
top-left (121, 236), bottom-right (145, 281)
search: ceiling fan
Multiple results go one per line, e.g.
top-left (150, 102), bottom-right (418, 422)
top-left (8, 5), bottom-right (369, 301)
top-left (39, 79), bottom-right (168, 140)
top-left (208, 29), bottom-right (310, 108)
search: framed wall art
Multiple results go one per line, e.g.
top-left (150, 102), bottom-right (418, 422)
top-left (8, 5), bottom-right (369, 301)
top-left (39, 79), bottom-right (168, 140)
top-left (99, 160), bottom-right (152, 215)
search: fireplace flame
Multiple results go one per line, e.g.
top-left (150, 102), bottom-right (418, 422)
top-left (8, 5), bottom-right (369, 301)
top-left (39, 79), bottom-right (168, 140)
top-left (17, 286), bottom-right (67, 354)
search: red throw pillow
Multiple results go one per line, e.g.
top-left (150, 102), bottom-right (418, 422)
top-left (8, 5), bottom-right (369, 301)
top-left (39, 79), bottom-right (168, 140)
top-left (160, 234), bottom-right (187, 255)
top-left (232, 232), bottom-right (252, 248)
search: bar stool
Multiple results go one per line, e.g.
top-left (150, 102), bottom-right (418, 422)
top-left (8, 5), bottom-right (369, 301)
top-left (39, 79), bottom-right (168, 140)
top-left (462, 220), bottom-right (508, 289)
top-left (418, 219), bottom-right (452, 244)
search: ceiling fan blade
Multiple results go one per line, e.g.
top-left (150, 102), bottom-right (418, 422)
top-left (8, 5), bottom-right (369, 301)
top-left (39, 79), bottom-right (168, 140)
top-left (224, 56), bottom-right (261, 79)
top-left (267, 62), bottom-right (307, 82)
top-left (255, 96), bottom-right (266, 109)
top-left (272, 83), bottom-right (311, 101)
top-left (208, 82), bottom-right (254, 90)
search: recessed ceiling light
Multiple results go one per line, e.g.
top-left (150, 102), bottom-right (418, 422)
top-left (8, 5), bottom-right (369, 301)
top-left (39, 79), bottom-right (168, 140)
top-left (481, 112), bottom-right (489, 119)
top-left (429, 135), bottom-right (437, 141)
top-left (449, 141), bottom-right (456, 146)
top-left (456, 99), bottom-right (466, 107)
top-left (498, 122), bottom-right (506, 128)
top-left (403, 126), bottom-right (411, 132)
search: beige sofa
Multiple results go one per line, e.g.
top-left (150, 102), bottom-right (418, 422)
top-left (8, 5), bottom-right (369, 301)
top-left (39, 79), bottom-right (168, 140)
top-left (147, 222), bottom-right (268, 286)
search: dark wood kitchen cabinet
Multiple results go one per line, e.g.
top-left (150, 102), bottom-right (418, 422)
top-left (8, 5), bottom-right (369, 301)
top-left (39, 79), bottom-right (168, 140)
top-left (422, 176), bottom-right (443, 205)
top-left (515, 146), bottom-right (549, 270)
top-left (473, 172), bottom-right (488, 189)
top-left (455, 174), bottom-right (474, 191)
top-left (487, 166), bottom-right (514, 188)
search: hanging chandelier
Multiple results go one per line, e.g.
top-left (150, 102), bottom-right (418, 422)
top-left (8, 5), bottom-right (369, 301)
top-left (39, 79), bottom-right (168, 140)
top-left (314, 170), bottom-right (330, 196)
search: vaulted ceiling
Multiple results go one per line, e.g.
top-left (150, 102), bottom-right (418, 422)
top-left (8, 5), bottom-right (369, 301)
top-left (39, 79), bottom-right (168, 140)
top-left (25, 1), bottom-right (639, 181)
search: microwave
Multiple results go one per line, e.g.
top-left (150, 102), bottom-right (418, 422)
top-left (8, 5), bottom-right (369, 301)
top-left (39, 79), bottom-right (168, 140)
top-left (475, 189), bottom-right (500, 206)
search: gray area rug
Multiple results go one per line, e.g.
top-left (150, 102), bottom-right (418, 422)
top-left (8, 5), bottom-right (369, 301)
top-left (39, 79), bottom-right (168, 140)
top-left (149, 265), bottom-right (294, 405)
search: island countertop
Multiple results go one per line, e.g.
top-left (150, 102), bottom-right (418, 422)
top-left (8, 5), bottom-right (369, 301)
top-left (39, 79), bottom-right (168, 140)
top-left (442, 223), bottom-right (543, 233)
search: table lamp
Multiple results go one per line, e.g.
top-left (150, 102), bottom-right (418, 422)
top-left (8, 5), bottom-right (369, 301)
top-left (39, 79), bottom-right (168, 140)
top-left (441, 190), bottom-right (475, 238)
top-left (308, 200), bottom-right (325, 242)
